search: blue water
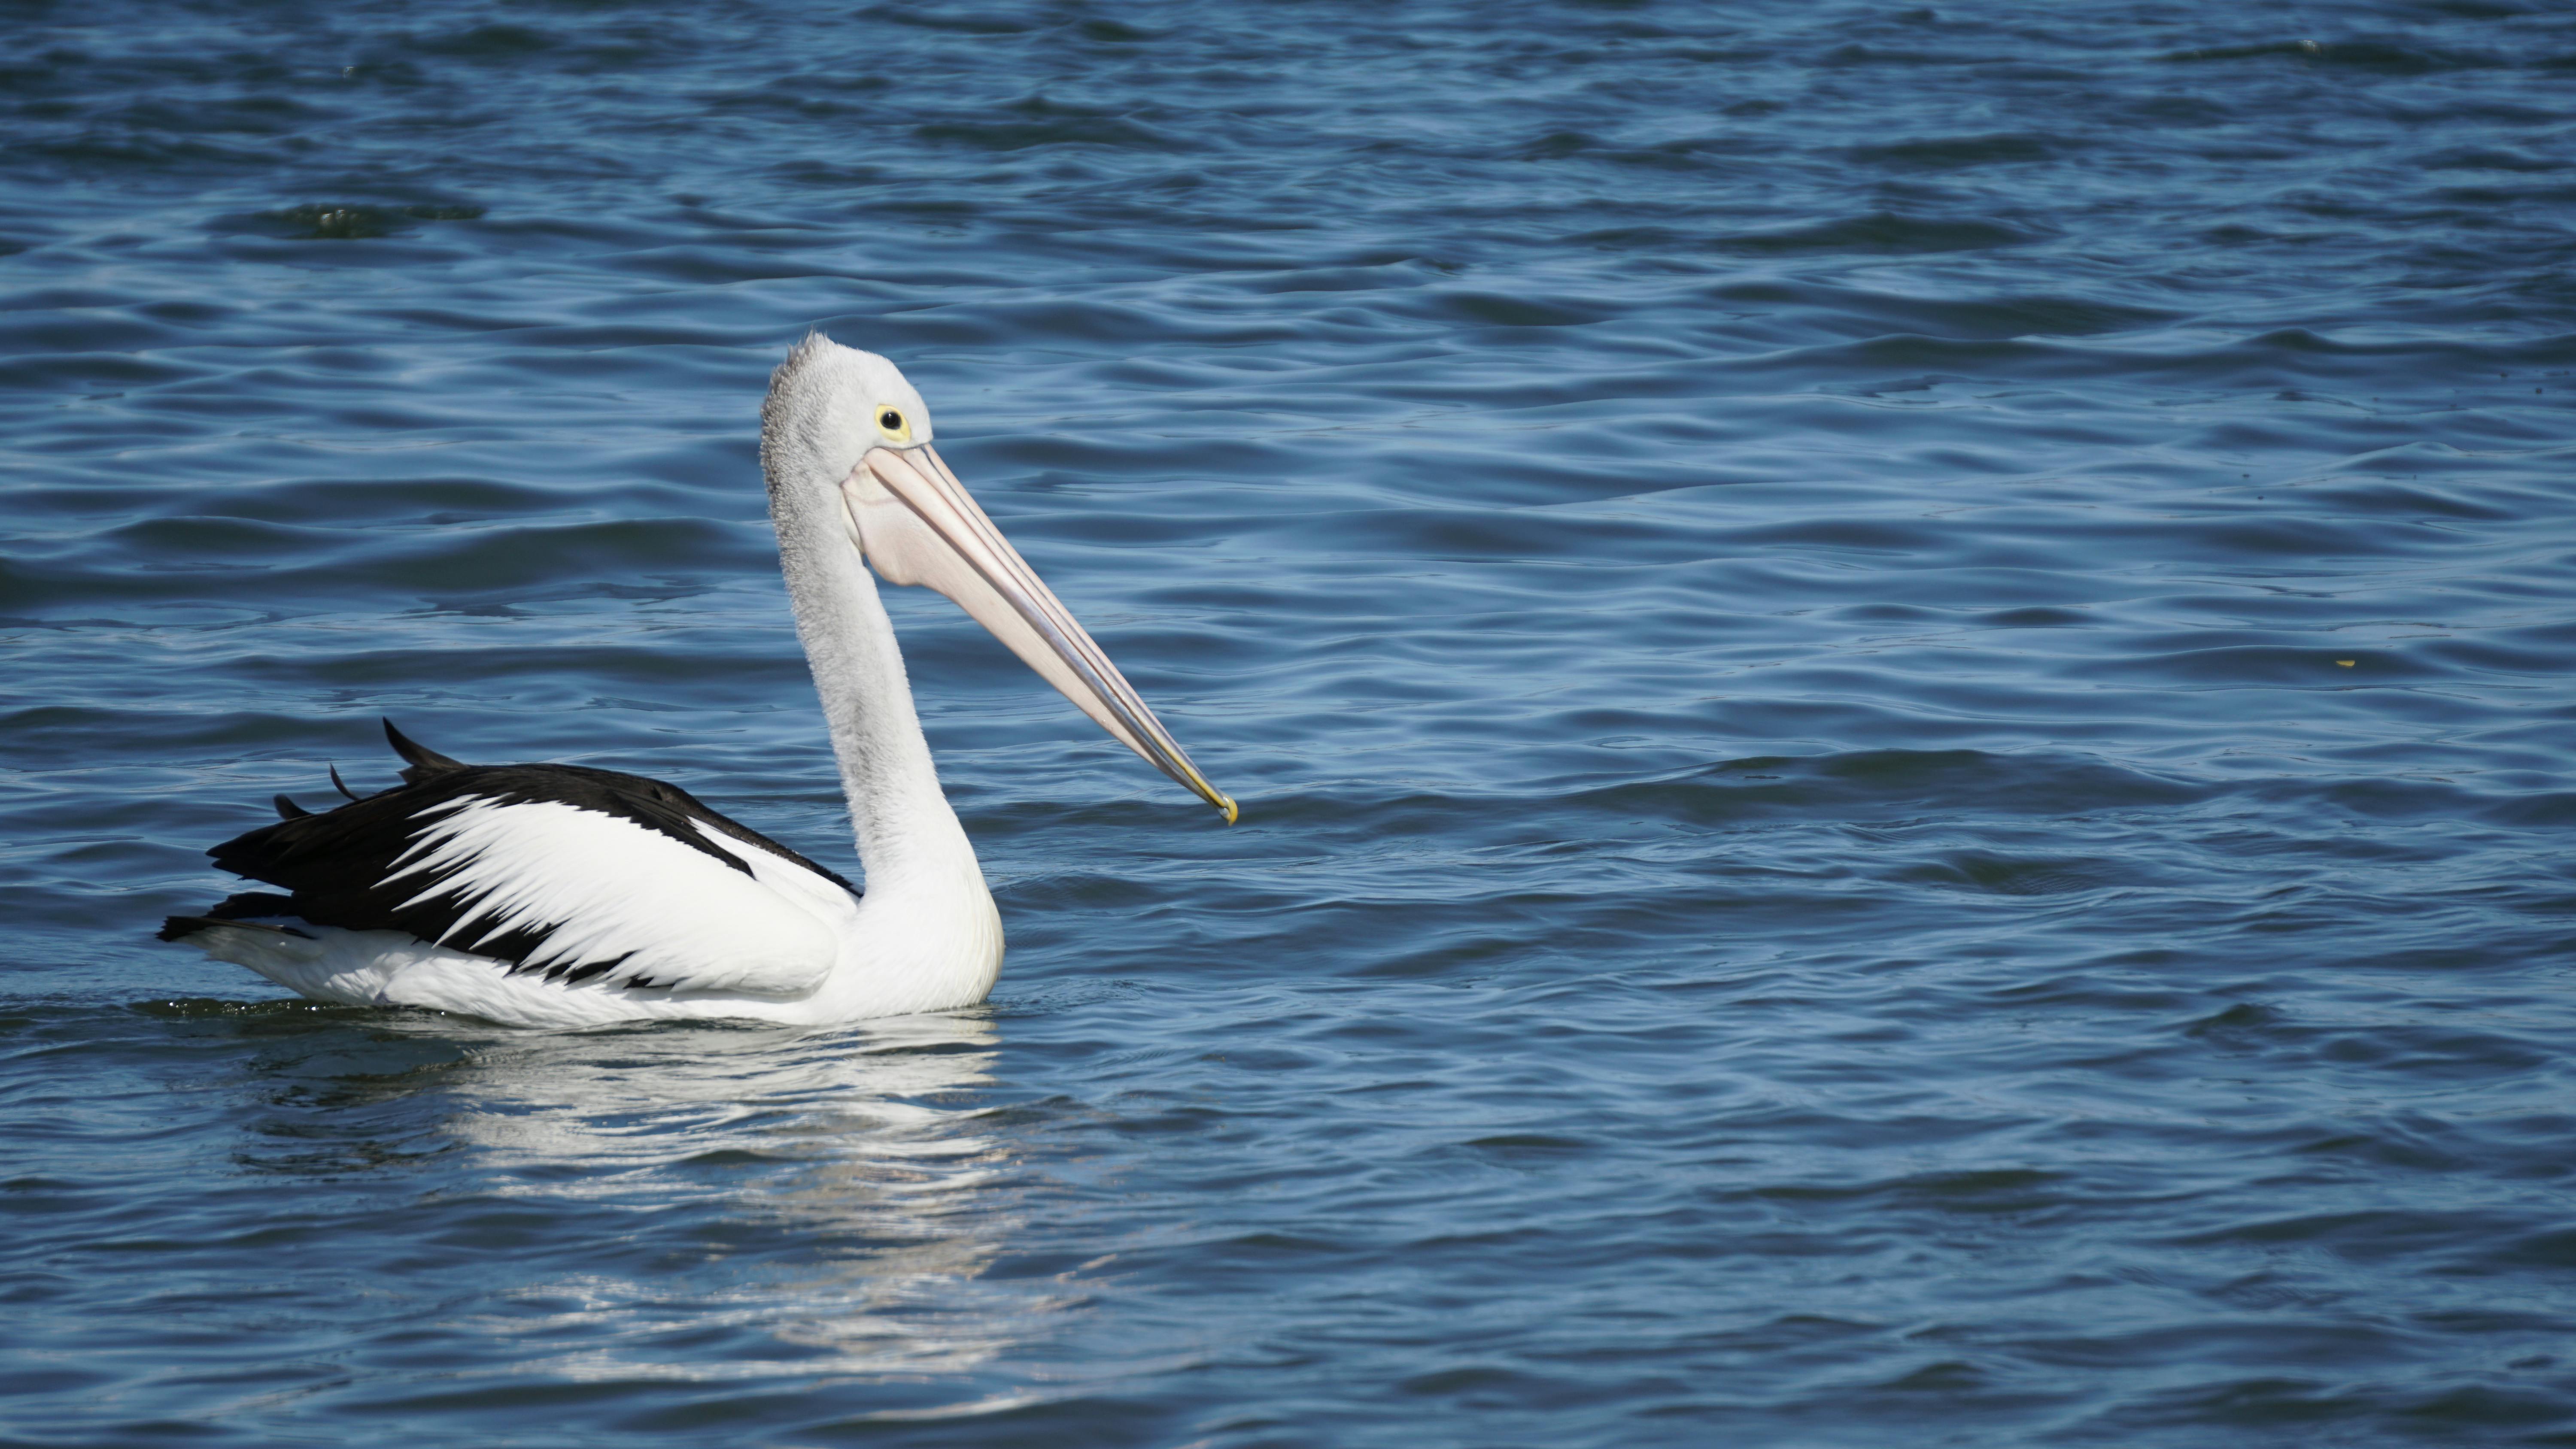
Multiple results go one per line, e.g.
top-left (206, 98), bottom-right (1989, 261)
top-left (6, 0), bottom-right (2576, 1443)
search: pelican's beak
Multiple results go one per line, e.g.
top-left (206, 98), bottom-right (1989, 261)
top-left (842, 443), bottom-right (1237, 824)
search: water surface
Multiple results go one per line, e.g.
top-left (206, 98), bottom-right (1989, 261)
top-left (5, 0), bottom-right (2576, 1443)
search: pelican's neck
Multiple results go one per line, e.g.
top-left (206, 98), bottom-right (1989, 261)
top-left (769, 474), bottom-right (980, 893)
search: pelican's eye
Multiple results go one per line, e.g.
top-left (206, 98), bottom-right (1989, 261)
top-left (875, 406), bottom-right (910, 442)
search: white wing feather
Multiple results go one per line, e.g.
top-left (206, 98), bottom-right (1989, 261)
top-left (384, 796), bottom-right (842, 997)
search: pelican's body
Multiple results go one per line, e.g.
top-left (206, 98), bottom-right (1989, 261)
top-left (161, 337), bottom-right (1231, 1028)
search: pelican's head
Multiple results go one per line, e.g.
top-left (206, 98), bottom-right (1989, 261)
top-left (761, 335), bottom-right (1235, 824)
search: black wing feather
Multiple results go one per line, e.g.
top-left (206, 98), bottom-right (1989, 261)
top-left (155, 891), bottom-right (306, 942)
top-left (383, 718), bottom-right (467, 783)
top-left (181, 724), bottom-right (855, 979)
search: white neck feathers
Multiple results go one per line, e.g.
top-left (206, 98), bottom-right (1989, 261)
top-left (760, 349), bottom-right (982, 897)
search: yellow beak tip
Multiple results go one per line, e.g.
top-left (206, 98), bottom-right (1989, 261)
top-left (1218, 795), bottom-right (1239, 826)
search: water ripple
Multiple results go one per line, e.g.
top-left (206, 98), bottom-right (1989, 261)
top-left (4, 0), bottom-right (2575, 1443)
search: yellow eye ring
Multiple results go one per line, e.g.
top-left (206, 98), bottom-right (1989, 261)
top-left (875, 406), bottom-right (909, 441)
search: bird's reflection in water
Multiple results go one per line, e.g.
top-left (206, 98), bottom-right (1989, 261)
top-left (401, 1010), bottom-right (1054, 1387)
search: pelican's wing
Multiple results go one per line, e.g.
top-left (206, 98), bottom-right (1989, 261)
top-left (202, 750), bottom-right (857, 999)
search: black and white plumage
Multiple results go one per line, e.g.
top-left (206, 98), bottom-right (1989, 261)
top-left (161, 338), bottom-right (1233, 1028)
top-left (164, 720), bottom-right (857, 994)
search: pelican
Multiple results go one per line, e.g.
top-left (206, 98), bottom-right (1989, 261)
top-left (159, 336), bottom-right (1234, 1028)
